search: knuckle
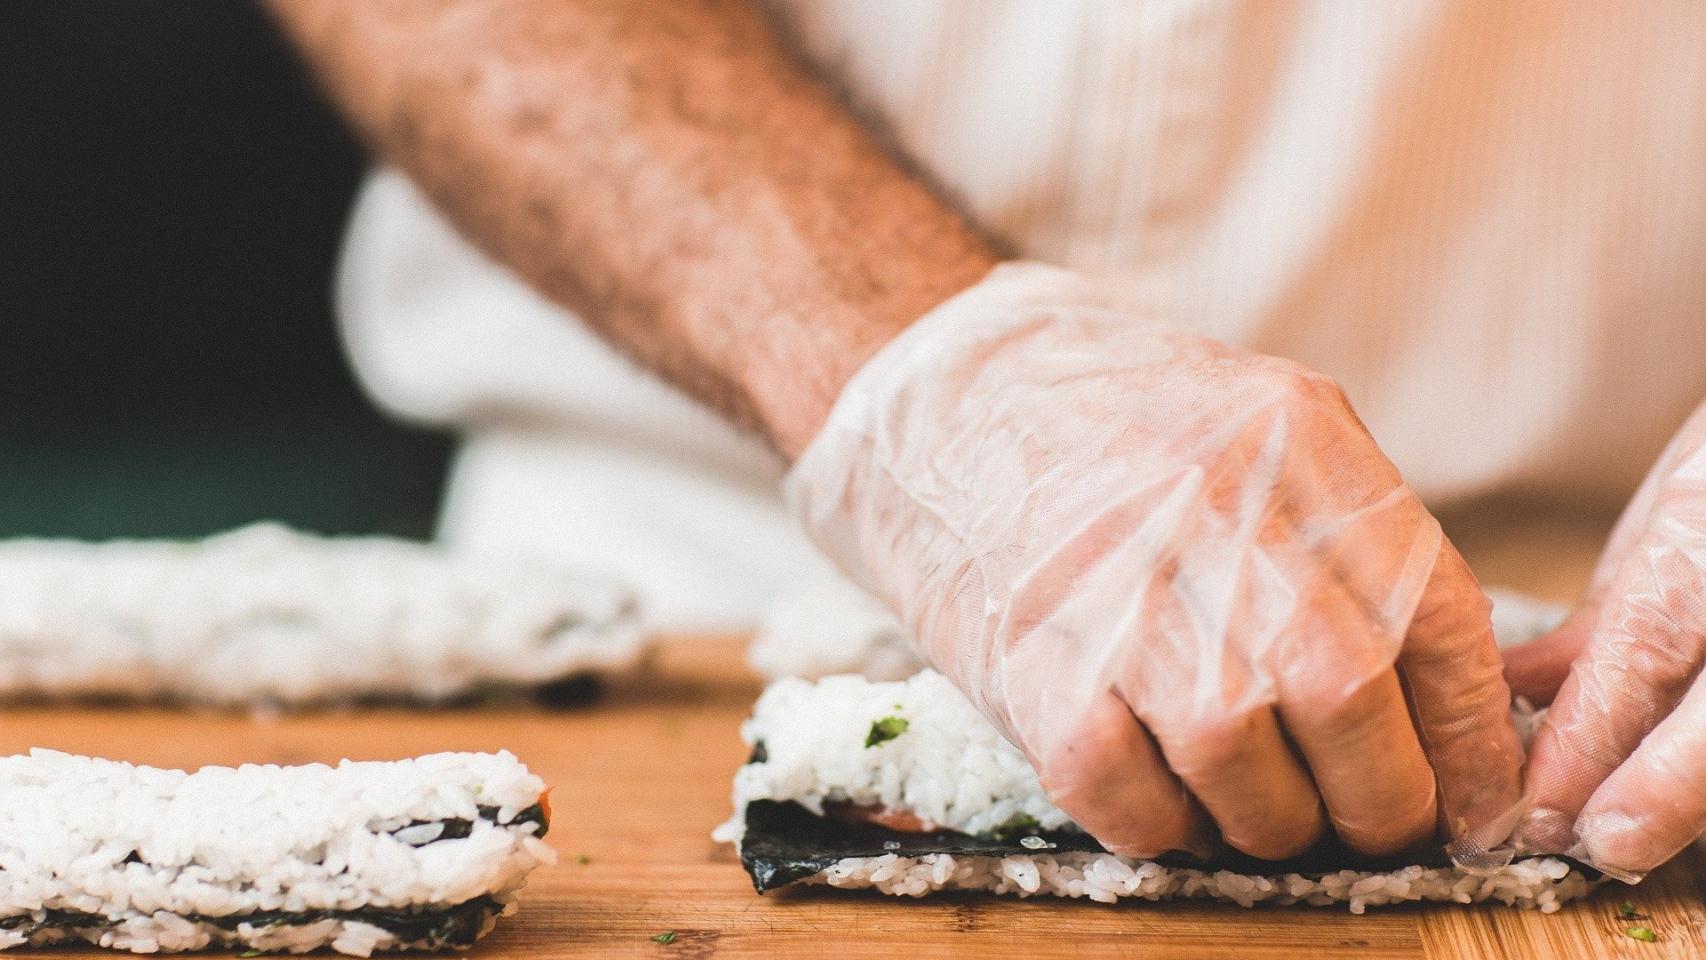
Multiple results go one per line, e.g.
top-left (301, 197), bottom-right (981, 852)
top-left (1248, 357), bottom-right (1343, 403)
top-left (1332, 797), bottom-right (1436, 856)
top-left (1308, 673), bottom-right (1377, 724)
top-left (1154, 710), bottom-right (1267, 778)
top-left (1036, 750), bottom-right (1106, 799)
top-left (1412, 668), bottom-right (1513, 744)
top-left (1272, 600), bottom-right (1399, 683)
top-left (1541, 709), bottom-right (1629, 779)
top-left (1041, 772), bottom-right (1198, 860)
top-left (1101, 802), bottom-right (1199, 859)
top-left (1298, 371), bottom-right (1353, 411)
top-left (1222, 811), bottom-right (1325, 861)
top-left (1036, 713), bottom-right (1137, 790)
top-left (1608, 601), bottom-right (1706, 677)
top-left (1413, 582), bottom-right (1494, 646)
top-left (1280, 664), bottom-right (1390, 736)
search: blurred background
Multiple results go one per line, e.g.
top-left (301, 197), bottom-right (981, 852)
top-left (1, 0), bottom-right (449, 539)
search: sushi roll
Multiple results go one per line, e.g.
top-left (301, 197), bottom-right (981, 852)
top-left (716, 671), bottom-right (1600, 914)
top-left (0, 523), bottom-right (648, 706)
top-left (0, 749), bottom-right (554, 955)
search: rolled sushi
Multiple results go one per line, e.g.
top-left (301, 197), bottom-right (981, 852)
top-left (715, 671), bottom-right (1599, 914)
top-left (0, 523), bottom-right (647, 706)
top-left (0, 749), bottom-right (554, 955)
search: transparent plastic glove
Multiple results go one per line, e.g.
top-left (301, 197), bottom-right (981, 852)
top-left (1499, 400), bottom-right (1706, 882)
top-left (784, 263), bottom-right (1524, 861)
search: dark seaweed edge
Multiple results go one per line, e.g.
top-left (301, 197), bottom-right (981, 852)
top-left (0, 896), bottom-right (503, 950)
top-left (737, 797), bottom-right (1600, 894)
top-left (392, 802), bottom-right (550, 845)
top-left (0, 671), bottom-right (607, 712)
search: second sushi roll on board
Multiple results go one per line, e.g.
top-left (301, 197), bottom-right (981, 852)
top-left (0, 750), bottom-right (553, 955)
top-left (0, 524), bottom-right (648, 706)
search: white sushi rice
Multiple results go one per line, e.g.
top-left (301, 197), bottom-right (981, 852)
top-left (0, 749), bottom-right (554, 955)
top-left (804, 851), bottom-right (1592, 914)
top-left (717, 662), bottom-right (1598, 913)
top-left (0, 523), bottom-right (648, 705)
top-left (724, 671), bottom-right (1070, 838)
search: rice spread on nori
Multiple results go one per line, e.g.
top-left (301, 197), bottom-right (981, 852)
top-left (717, 671), bottom-right (1605, 912)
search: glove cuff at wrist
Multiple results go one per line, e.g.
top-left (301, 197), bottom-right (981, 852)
top-left (783, 261), bottom-right (1122, 597)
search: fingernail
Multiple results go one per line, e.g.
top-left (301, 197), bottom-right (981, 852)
top-left (1576, 812), bottom-right (1657, 882)
top-left (1509, 808), bottom-right (1575, 855)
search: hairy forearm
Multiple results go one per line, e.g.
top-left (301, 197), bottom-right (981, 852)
top-left (265, 0), bottom-right (999, 456)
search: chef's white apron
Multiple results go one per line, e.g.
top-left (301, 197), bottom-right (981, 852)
top-left (336, 0), bottom-right (1706, 629)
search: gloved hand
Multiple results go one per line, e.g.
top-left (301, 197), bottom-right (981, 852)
top-left (785, 263), bottom-right (1524, 860)
top-left (1500, 399), bottom-right (1706, 882)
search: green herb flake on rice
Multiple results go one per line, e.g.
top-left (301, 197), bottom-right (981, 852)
top-left (864, 715), bottom-right (909, 748)
top-left (990, 813), bottom-right (1042, 842)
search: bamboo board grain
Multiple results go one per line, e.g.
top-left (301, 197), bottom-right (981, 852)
top-left (2, 505), bottom-right (1701, 958)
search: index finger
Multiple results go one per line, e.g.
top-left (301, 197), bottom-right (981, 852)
top-left (1397, 542), bottom-right (1525, 853)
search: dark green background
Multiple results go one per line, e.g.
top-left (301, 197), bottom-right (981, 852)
top-left (1, 0), bottom-right (451, 539)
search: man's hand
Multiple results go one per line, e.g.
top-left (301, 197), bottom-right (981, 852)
top-left (1503, 400), bottom-right (1706, 880)
top-left (787, 264), bottom-right (1525, 859)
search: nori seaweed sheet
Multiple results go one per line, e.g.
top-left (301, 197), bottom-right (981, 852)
top-left (533, 672), bottom-right (603, 709)
top-left (738, 799), bottom-right (1595, 894)
top-left (0, 804), bottom-right (550, 949)
top-left (0, 896), bottom-right (503, 949)
top-left (394, 802), bottom-right (550, 843)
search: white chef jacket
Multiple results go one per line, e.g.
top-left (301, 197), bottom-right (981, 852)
top-left (335, 1), bottom-right (1706, 629)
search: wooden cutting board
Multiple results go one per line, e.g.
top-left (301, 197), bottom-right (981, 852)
top-left (3, 504), bottom-right (1700, 958)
